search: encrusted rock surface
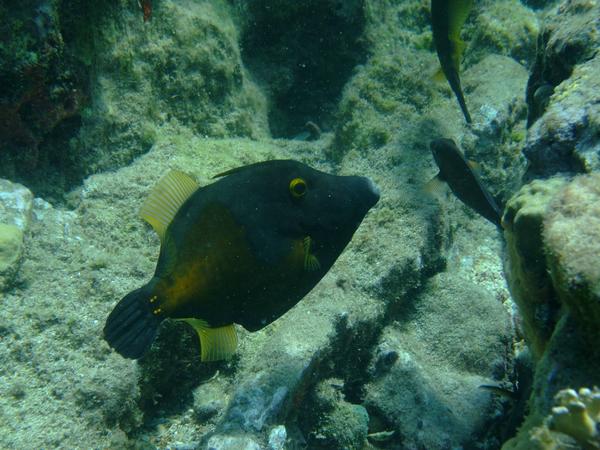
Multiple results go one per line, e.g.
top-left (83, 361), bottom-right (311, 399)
top-left (502, 174), bottom-right (600, 450)
top-left (523, 0), bottom-right (600, 179)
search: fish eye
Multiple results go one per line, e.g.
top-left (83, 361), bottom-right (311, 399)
top-left (289, 178), bottom-right (307, 198)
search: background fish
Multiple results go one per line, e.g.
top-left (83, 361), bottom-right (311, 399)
top-left (428, 138), bottom-right (501, 226)
top-left (104, 160), bottom-right (379, 361)
top-left (431, 0), bottom-right (473, 123)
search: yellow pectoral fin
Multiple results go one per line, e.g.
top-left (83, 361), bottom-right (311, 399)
top-left (183, 318), bottom-right (237, 362)
top-left (302, 236), bottom-right (321, 271)
top-left (433, 67), bottom-right (447, 83)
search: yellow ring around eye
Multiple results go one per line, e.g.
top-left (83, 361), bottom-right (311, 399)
top-left (289, 178), bottom-right (307, 198)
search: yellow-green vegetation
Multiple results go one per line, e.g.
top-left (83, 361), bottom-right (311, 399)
top-left (507, 387), bottom-right (600, 450)
top-left (549, 387), bottom-right (600, 448)
top-left (544, 174), bottom-right (600, 344)
top-left (467, 0), bottom-right (539, 65)
top-left (0, 223), bottom-right (24, 291)
top-left (502, 178), bottom-right (567, 359)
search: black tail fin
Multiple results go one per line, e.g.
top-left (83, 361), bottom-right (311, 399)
top-left (103, 285), bottom-right (163, 359)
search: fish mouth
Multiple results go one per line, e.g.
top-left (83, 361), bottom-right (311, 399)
top-left (364, 177), bottom-right (380, 207)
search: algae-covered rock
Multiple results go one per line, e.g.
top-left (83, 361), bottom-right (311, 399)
top-left (502, 178), bottom-right (567, 359)
top-left (1, 0), bottom-right (270, 198)
top-left (0, 178), bottom-right (33, 290)
top-left (461, 54), bottom-right (529, 204)
top-left (300, 378), bottom-right (369, 450)
top-left (206, 434), bottom-right (261, 450)
top-left (468, 0), bottom-right (539, 65)
top-left (364, 271), bottom-right (511, 450)
top-left (524, 0), bottom-right (600, 179)
top-left (502, 174), bottom-right (600, 450)
top-left (525, 54), bottom-right (600, 180)
top-left (0, 223), bottom-right (23, 291)
top-left (0, 179), bottom-right (34, 231)
top-left (0, 0), bottom-right (534, 448)
top-left (544, 173), bottom-right (600, 344)
top-left (0, 0), bottom-right (86, 197)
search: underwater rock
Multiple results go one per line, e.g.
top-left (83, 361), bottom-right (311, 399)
top-left (502, 178), bottom-right (567, 359)
top-left (0, 179), bottom-right (34, 231)
top-left (544, 173), bottom-right (600, 345)
top-left (364, 271), bottom-right (511, 450)
top-left (0, 223), bottom-right (24, 291)
top-left (300, 378), bottom-right (369, 450)
top-left (0, 179), bottom-right (33, 290)
top-left (206, 434), bottom-right (261, 450)
top-left (502, 175), bottom-right (600, 450)
top-left (239, 0), bottom-right (366, 138)
top-left (0, 1), bottom-right (86, 197)
top-left (267, 425), bottom-right (287, 450)
top-left (3, 0), bottom-right (271, 198)
top-left (523, 0), bottom-right (600, 179)
top-left (223, 373), bottom-right (289, 432)
top-left (525, 55), bottom-right (600, 180)
top-left (461, 54), bottom-right (529, 204)
top-left (468, 0), bottom-right (539, 65)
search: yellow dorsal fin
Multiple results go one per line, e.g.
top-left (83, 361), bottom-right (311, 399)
top-left (139, 170), bottom-right (199, 242)
top-left (303, 236), bottom-right (321, 271)
top-left (183, 319), bottom-right (237, 362)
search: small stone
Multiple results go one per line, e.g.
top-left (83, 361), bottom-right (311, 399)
top-left (206, 435), bottom-right (261, 450)
top-left (268, 425), bottom-right (287, 450)
top-left (0, 179), bottom-right (34, 231)
top-left (194, 400), bottom-right (222, 422)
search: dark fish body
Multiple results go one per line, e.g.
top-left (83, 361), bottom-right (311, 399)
top-left (429, 138), bottom-right (501, 226)
top-left (431, 0), bottom-right (473, 123)
top-left (104, 160), bottom-right (379, 360)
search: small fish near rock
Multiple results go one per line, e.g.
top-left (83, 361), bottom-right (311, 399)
top-left (427, 138), bottom-right (502, 226)
top-left (104, 160), bottom-right (380, 361)
top-left (431, 0), bottom-right (474, 124)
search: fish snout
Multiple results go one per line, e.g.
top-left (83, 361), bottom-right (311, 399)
top-left (362, 176), bottom-right (380, 208)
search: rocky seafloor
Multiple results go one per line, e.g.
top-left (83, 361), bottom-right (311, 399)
top-left (0, 0), bottom-right (599, 449)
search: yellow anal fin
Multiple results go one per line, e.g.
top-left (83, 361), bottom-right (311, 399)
top-left (467, 159), bottom-right (481, 172)
top-left (303, 236), bottom-right (321, 271)
top-left (424, 174), bottom-right (447, 198)
top-left (183, 319), bottom-right (237, 362)
top-left (139, 170), bottom-right (199, 243)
